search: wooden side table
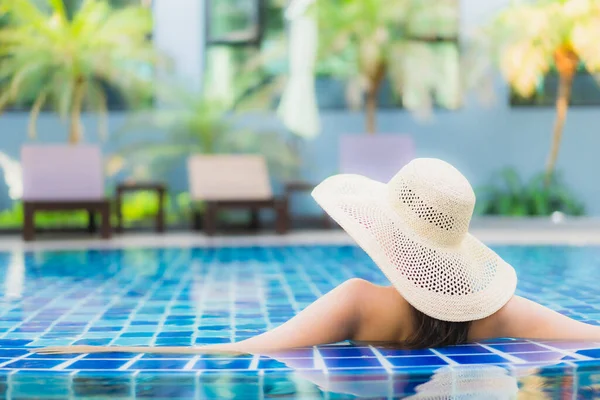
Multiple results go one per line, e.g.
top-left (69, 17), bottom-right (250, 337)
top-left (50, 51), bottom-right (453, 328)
top-left (115, 182), bottom-right (167, 233)
top-left (284, 181), bottom-right (332, 229)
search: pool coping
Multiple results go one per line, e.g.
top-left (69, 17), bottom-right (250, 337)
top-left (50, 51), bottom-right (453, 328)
top-left (0, 341), bottom-right (595, 399)
top-left (4, 221), bottom-right (600, 253)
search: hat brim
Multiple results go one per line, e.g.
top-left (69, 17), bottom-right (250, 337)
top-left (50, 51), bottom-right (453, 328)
top-left (312, 174), bottom-right (517, 322)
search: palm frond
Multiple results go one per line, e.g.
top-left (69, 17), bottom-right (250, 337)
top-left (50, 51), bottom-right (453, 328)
top-left (466, 0), bottom-right (600, 96)
top-left (3, 0), bottom-right (47, 25)
top-left (499, 41), bottom-right (552, 97)
top-left (95, 5), bottom-right (153, 39)
top-left (8, 59), bottom-right (47, 97)
top-left (48, 0), bottom-right (67, 21)
top-left (571, 16), bottom-right (600, 72)
top-left (0, 0), bottom-right (160, 143)
top-left (305, 0), bottom-right (460, 119)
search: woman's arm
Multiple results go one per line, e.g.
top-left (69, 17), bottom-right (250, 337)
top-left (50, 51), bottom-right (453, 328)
top-left (35, 278), bottom-right (383, 355)
top-left (494, 295), bottom-right (600, 341)
top-left (223, 278), bottom-right (367, 352)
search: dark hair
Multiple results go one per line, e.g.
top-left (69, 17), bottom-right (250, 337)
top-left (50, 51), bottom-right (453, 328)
top-left (403, 305), bottom-right (472, 349)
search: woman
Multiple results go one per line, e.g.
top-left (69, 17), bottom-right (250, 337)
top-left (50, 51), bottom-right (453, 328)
top-left (37, 158), bottom-right (600, 355)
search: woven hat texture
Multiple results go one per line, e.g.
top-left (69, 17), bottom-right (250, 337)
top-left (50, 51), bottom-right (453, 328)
top-left (312, 158), bottom-right (517, 322)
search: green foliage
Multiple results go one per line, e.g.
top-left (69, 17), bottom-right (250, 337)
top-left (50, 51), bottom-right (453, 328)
top-left (0, 202), bottom-right (88, 228)
top-left (0, 191), bottom-right (195, 229)
top-left (475, 168), bottom-right (585, 217)
top-left (0, 0), bottom-right (162, 143)
top-left (202, 0), bottom-right (289, 112)
top-left (309, 0), bottom-right (460, 114)
top-left (110, 87), bottom-right (300, 181)
top-left (118, 191), bottom-right (196, 227)
top-left (466, 0), bottom-right (600, 180)
top-left (119, 191), bottom-right (161, 225)
top-left (467, 0), bottom-right (600, 98)
top-left (226, 0), bottom-right (461, 128)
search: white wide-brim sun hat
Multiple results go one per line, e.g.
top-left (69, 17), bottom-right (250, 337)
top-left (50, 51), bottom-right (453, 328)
top-left (312, 158), bottom-right (517, 322)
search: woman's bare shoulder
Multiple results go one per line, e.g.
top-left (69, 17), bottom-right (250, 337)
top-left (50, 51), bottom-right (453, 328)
top-left (471, 295), bottom-right (600, 342)
top-left (351, 281), bottom-right (414, 343)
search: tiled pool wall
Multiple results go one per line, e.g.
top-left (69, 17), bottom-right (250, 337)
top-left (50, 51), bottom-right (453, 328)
top-left (0, 343), bottom-right (599, 399)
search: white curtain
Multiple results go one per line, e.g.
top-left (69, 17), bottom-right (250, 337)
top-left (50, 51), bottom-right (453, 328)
top-left (277, 2), bottom-right (320, 139)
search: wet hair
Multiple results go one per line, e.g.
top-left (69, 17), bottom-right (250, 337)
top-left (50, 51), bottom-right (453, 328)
top-left (403, 304), bottom-right (472, 349)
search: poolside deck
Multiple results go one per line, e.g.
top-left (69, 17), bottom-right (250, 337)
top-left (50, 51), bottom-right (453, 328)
top-left (4, 217), bottom-right (600, 252)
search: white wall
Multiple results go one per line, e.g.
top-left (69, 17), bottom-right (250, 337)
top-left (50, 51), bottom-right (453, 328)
top-left (153, 0), bottom-right (205, 90)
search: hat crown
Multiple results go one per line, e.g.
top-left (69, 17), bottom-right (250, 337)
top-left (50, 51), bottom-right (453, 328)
top-left (387, 158), bottom-right (475, 245)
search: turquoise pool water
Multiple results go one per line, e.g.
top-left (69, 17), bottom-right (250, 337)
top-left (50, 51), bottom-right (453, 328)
top-left (0, 245), bottom-right (599, 398)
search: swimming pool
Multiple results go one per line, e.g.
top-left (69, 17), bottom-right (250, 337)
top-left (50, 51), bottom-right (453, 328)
top-left (0, 244), bottom-right (599, 398)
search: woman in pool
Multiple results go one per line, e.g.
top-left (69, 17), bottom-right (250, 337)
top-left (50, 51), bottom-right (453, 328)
top-left (38, 158), bottom-right (600, 355)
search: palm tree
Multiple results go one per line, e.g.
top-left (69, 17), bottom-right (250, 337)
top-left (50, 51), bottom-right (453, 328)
top-left (475, 0), bottom-right (600, 179)
top-left (0, 0), bottom-right (161, 144)
top-left (311, 0), bottom-right (460, 134)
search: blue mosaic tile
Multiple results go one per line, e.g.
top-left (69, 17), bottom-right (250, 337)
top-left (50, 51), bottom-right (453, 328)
top-left (83, 352), bottom-right (136, 360)
top-left (73, 339), bottom-right (112, 346)
top-left (259, 357), bottom-right (316, 370)
top-left (576, 348), bottom-right (600, 358)
top-left (11, 370), bottom-right (71, 399)
top-left (435, 344), bottom-right (492, 355)
top-left (201, 354), bottom-right (254, 360)
top-left (27, 352), bottom-right (79, 359)
top-left (262, 348), bottom-right (313, 358)
top-left (120, 332), bottom-right (154, 338)
top-left (0, 339), bottom-right (31, 347)
top-left (136, 371), bottom-right (197, 399)
top-left (0, 349), bottom-right (28, 357)
top-left (488, 343), bottom-right (549, 353)
top-left (141, 353), bottom-right (194, 359)
top-left (4, 359), bottom-right (65, 369)
top-left (513, 351), bottom-right (567, 362)
top-left (324, 357), bottom-right (382, 369)
top-left (194, 337), bottom-right (231, 345)
top-left (156, 331), bottom-right (193, 338)
top-left (377, 348), bottom-right (434, 357)
top-left (318, 347), bottom-right (375, 358)
top-left (193, 358), bottom-right (252, 370)
top-left (257, 359), bottom-right (293, 370)
top-left (449, 354), bottom-right (511, 365)
top-left (69, 359), bottom-right (128, 370)
top-left (262, 370), bottom-right (323, 399)
top-left (73, 371), bottom-right (133, 398)
top-left (132, 359), bottom-right (189, 370)
top-left (387, 355), bottom-right (448, 368)
top-left (199, 370), bottom-right (261, 399)
top-left (0, 245), bottom-right (599, 398)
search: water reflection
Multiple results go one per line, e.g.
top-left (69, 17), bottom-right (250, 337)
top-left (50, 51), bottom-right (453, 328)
top-left (405, 366), bottom-right (517, 399)
top-left (252, 341), bottom-right (600, 399)
top-left (5, 251), bottom-right (24, 300)
top-left (258, 350), bottom-right (518, 398)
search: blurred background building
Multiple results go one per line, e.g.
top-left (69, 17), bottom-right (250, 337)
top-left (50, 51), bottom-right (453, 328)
top-left (0, 0), bottom-right (598, 232)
